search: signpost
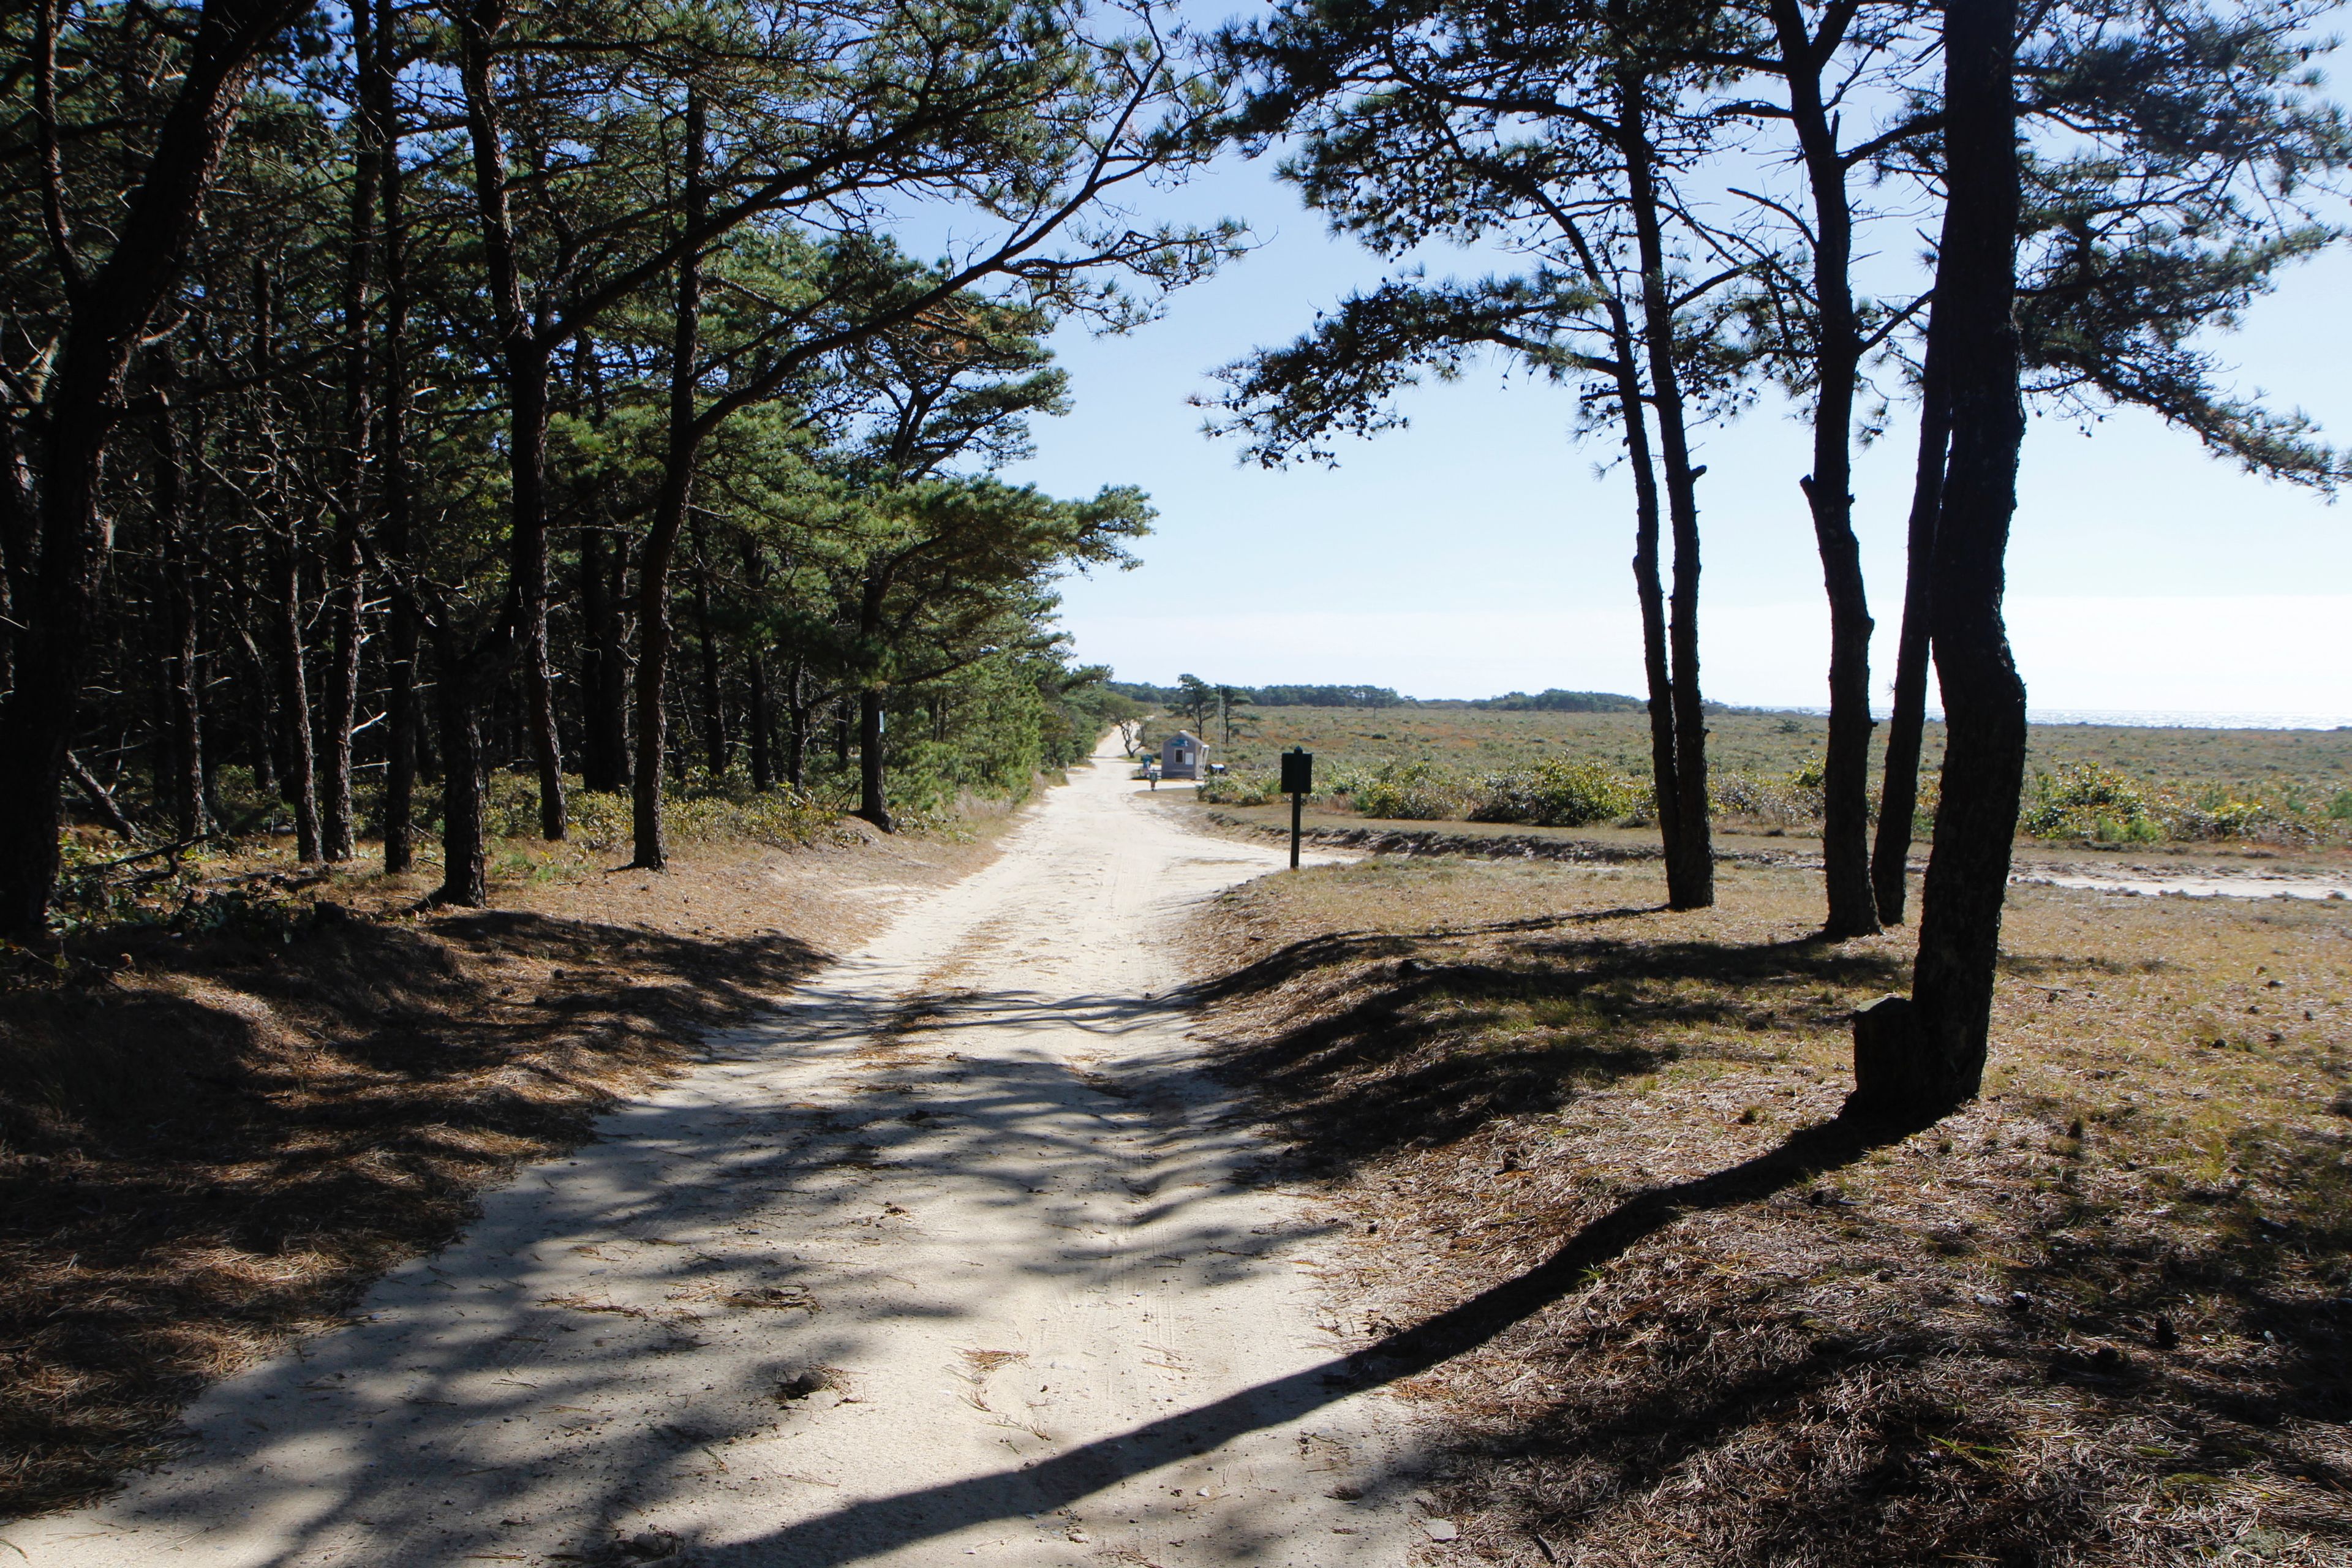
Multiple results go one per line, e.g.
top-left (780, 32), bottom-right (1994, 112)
top-left (1280, 748), bottom-right (1313, 869)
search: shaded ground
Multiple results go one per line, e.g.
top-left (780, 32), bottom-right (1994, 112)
top-left (2, 752), bottom-right (1424, 1568)
top-left (0, 826), bottom-right (989, 1521)
top-left (1185, 855), bottom-right (2352, 1566)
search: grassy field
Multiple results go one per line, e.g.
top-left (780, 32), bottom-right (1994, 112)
top-left (1144, 706), bottom-right (2352, 845)
top-left (1186, 854), bottom-right (2352, 1565)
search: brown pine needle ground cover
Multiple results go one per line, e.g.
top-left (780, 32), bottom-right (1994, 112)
top-left (0, 822), bottom-right (995, 1521)
top-left (1185, 857), bottom-right (2352, 1566)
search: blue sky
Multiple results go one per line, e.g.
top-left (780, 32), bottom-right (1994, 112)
top-left (998, 138), bottom-right (2352, 719)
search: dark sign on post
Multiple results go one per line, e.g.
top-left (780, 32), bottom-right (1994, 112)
top-left (1282, 748), bottom-right (1312, 869)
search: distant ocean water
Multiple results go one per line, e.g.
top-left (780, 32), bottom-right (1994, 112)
top-left (2024, 709), bottom-right (2352, 730)
top-left (1773, 707), bottom-right (2352, 730)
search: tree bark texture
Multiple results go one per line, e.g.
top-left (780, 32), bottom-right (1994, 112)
top-left (1619, 81), bottom-right (1713, 909)
top-left (1773, 0), bottom-right (1880, 939)
top-left (443, 0), bottom-right (556, 898)
top-left (1861, 0), bottom-right (2029, 1118)
top-left (374, 0), bottom-right (419, 874)
top-left (320, 0), bottom-right (379, 862)
top-left (629, 92), bottom-right (706, 870)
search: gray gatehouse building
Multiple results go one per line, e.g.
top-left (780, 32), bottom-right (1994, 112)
top-left (1161, 731), bottom-right (1206, 780)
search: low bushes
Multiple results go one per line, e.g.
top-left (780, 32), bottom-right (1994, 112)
top-left (2020, 762), bottom-right (2156, 842)
top-left (1199, 770), bottom-right (1281, 807)
top-left (1355, 760), bottom-right (1471, 821)
top-left (1197, 741), bottom-right (2335, 849)
top-left (1708, 765), bottom-right (1827, 829)
top-left (2019, 763), bottom-right (2301, 844)
top-left (1472, 759), bottom-right (1642, 827)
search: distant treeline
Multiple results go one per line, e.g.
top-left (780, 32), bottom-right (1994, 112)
top-left (1106, 682), bottom-right (1646, 712)
top-left (1458, 690), bottom-right (1647, 713)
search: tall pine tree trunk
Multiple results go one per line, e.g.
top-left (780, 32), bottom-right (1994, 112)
top-left (1620, 83), bottom-right (1713, 908)
top-left (320, 0), bottom-right (379, 862)
top-left (371, 0), bottom-right (418, 873)
top-left (1616, 318), bottom-right (1683, 894)
top-left (1775, 4), bottom-right (1880, 938)
top-left (445, 0), bottom-right (562, 899)
top-left (629, 92), bottom-right (706, 870)
top-left (1852, 0), bottom-right (2027, 1118)
top-left (253, 260), bottom-right (320, 862)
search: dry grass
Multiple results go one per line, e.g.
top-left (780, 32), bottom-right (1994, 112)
top-left (0, 824), bottom-right (995, 1522)
top-left (1185, 706), bottom-right (2352, 802)
top-left (1164, 707), bottom-right (2352, 848)
top-left (1186, 857), bottom-right (2352, 1566)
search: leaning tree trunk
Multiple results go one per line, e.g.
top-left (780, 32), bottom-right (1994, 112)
top-left (1620, 83), bottom-right (1714, 909)
top-left (1852, 0), bottom-right (2026, 1119)
top-left (1871, 341), bottom-right (1953, 923)
top-left (0, 0), bottom-right (310, 939)
top-left (1616, 315), bottom-right (1683, 894)
top-left (456, 0), bottom-right (561, 858)
top-left (1776, 12), bottom-right (1880, 940)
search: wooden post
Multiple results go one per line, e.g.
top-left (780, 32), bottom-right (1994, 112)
top-left (1281, 748), bottom-right (1313, 870)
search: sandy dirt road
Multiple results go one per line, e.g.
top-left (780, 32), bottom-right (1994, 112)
top-left (7, 746), bottom-right (1429, 1568)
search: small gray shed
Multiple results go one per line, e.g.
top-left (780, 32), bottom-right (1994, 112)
top-left (1160, 730), bottom-right (1206, 780)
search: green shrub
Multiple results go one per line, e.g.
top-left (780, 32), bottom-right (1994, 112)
top-left (2165, 789), bottom-right (2271, 842)
top-left (1710, 768), bottom-right (1826, 827)
top-left (1354, 760), bottom-right (1469, 820)
top-left (2021, 763), bottom-right (2156, 840)
top-left (1199, 770), bottom-right (1280, 807)
top-left (2328, 790), bottom-right (2352, 821)
top-left (1471, 759), bottom-right (1639, 826)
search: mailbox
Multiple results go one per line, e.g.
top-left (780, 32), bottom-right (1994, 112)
top-left (1280, 748), bottom-right (1313, 795)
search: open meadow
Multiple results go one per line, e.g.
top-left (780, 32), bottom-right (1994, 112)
top-left (1149, 706), bottom-right (2352, 850)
